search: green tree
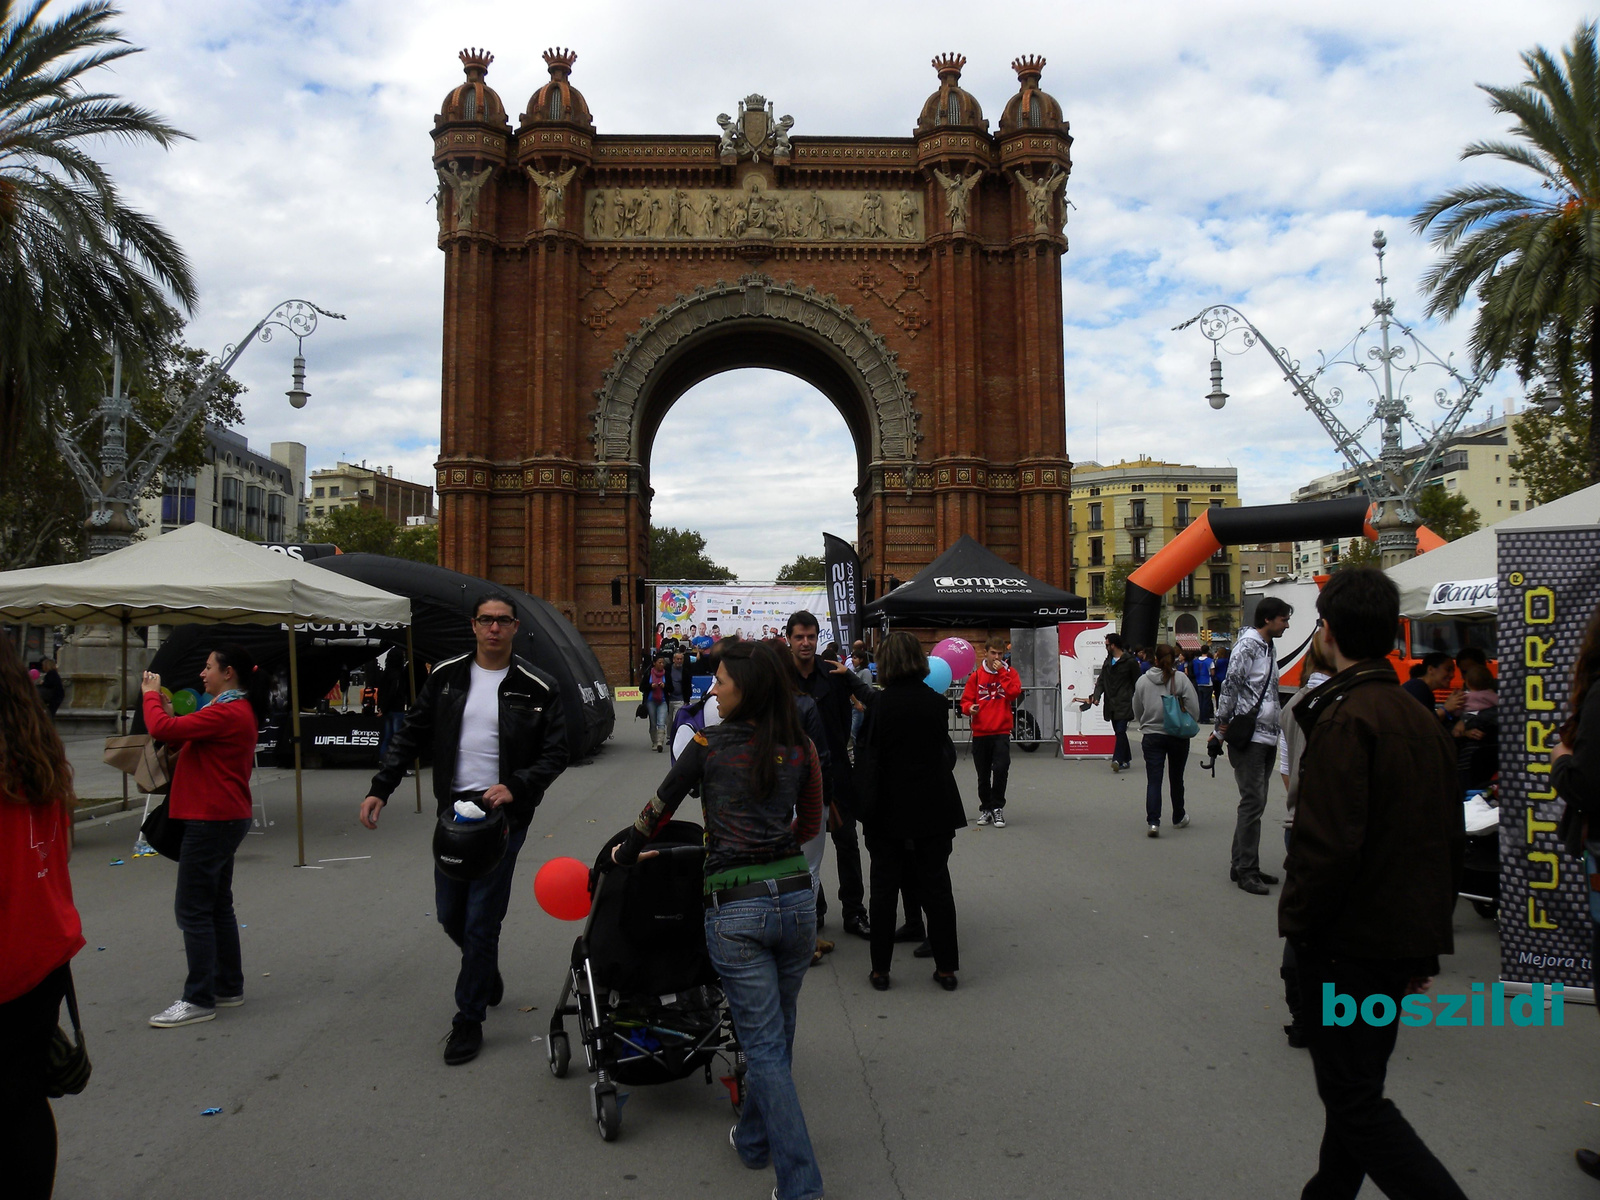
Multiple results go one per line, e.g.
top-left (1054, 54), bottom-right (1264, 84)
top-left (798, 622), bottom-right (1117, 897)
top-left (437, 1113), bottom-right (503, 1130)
top-left (775, 553), bottom-right (825, 583)
top-left (1514, 395), bottom-right (1592, 504)
top-left (304, 505), bottom-right (399, 555)
top-left (1333, 538), bottom-right (1381, 571)
top-left (393, 522), bottom-right (438, 564)
top-left (0, 0), bottom-right (198, 464)
top-left (648, 524), bottom-right (735, 580)
top-left (1412, 21), bottom-right (1600, 486)
top-left (1414, 482), bottom-right (1481, 541)
top-left (1101, 559), bottom-right (1135, 613)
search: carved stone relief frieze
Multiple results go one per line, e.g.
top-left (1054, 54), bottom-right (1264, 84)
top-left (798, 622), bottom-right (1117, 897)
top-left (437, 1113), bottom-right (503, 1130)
top-left (583, 176), bottom-right (922, 243)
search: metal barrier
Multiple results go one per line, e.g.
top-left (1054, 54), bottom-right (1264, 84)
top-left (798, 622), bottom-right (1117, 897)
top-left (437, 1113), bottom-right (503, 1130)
top-left (945, 684), bottom-right (1061, 757)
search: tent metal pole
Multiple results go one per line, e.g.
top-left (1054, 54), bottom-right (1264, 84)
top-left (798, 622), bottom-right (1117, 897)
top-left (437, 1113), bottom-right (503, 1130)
top-left (120, 615), bottom-right (129, 810)
top-left (288, 622), bottom-right (306, 867)
top-left (406, 625), bottom-right (421, 813)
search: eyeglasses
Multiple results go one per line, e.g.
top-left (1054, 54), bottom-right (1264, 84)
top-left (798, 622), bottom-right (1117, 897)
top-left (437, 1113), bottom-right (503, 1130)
top-left (473, 615), bottom-right (518, 629)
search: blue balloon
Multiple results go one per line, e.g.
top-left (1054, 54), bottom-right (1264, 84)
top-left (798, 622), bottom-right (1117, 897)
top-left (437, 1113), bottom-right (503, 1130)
top-left (923, 656), bottom-right (953, 694)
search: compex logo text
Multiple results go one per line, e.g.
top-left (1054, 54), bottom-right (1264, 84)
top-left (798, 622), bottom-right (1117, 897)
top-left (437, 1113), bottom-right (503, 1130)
top-left (934, 576), bottom-right (1028, 589)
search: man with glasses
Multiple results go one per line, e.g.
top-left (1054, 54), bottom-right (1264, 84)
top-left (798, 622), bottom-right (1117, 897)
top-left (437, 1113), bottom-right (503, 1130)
top-left (360, 589), bottom-right (569, 1065)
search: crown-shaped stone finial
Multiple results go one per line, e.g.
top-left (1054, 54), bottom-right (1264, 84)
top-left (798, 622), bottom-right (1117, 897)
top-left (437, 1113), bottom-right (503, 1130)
top-left (459, 47), bottom-right (492, 80)
top-left (1011, 55), bottom-right (1046, 82)
top-left (931, 52), bottom-right (966, 81)
top-left (543, 47), bottom-right (577, 78)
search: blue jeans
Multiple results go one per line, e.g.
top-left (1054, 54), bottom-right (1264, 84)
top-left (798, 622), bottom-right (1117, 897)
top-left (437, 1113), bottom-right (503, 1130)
top-left (378, 710), bottom-right (406, 762)
top-left (1140, 732), bottom-right (1189, 825)
top-left (645, 695), bottom-right (668, 736)
top-left (435, 823), bottom-right (529, 1024)
top-left (1111, 718), bottom-right (1131, 766)
top-left (175, 818), bottom-right (252, 1006)
top-left (705, 887), bottom-right (824, 1200)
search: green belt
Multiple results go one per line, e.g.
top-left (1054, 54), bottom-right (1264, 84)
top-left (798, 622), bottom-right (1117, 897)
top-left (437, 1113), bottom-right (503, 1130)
top-left (703, 853), bottom-right (810, 896)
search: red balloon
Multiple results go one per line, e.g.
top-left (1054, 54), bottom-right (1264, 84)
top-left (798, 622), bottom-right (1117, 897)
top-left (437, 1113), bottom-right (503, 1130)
top-left (534, 856), bottom-right (592, 921)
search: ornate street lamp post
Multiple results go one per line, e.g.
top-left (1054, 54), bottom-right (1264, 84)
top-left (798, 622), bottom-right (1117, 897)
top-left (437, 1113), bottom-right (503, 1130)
top-left (1173, 232), bottom-right (1493, 566)
top-left (54, 299), bottom-right (345, 556)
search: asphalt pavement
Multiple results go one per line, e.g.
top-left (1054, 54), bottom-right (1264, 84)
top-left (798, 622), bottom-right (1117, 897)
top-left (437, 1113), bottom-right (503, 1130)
top-left (53, 724), bottom-right (1600, 1199)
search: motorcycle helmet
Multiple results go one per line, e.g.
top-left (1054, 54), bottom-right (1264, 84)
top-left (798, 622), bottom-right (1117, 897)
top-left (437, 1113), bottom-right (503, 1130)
top-left (433, 803), bottom-right (510, 881)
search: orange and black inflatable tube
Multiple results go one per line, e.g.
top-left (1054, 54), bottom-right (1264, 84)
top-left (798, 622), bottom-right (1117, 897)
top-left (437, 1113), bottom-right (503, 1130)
top-left (1121, 498), bottom-right (1435, 649)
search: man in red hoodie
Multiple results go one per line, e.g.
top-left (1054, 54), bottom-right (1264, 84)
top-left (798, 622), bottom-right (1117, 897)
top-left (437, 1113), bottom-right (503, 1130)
top-left (961, 636), bottom-right (1022, 828)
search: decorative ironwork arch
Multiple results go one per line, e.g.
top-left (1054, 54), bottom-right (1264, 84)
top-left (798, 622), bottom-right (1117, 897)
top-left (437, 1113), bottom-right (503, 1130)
top-left (589, 274), bottom-right (921, 465)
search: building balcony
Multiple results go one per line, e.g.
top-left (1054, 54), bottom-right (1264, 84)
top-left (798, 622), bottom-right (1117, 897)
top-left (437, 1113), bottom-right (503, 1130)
top-left (1206, 592), bottom-right (1236, 607)
top-left (1172, 515), bottom-right (1192, 530)
top-left (1123, 515), bottom-right (1152, 531)
top-left (1171, 593), bottom-right (1201, 608)
top-left (1086, 521), bottom-right (1105, 532)
top-left (1207, 551), bottom-right (1232, 564)
top-left (1087, 557), bottom-right (1106, 568)
top-left (1113, 553), bottom-right (1146, 566)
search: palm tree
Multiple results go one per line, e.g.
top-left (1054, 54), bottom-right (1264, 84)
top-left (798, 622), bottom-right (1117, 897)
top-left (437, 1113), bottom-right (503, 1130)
top-left (1412, 21), bottom-right (1600, 485)
top-left (0, 0), bottom-right (197, 464)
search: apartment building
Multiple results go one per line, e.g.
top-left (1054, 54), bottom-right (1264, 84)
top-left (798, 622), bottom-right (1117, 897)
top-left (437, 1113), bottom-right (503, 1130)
top-left (1069, 458), bottom-right (1242, 648)
top-left (138, 424), bottom-right (305, 543)
top-left (309, 461), bottom-right (434, 525)
top-left (1239, 541), bottom-right (1296, 583)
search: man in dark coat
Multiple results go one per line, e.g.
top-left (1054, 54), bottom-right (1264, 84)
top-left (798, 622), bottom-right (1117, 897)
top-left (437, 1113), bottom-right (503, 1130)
top-left (788, 609), bottom-right (874, 937)
top-left (1280, 568), bottom-right (1467, 1200)
top-left (1087, 633), bottom-right (1139, 771)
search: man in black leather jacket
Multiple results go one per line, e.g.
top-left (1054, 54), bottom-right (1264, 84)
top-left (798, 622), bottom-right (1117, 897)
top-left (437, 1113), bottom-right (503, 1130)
top-left (360, 590), bottom-right (569, 1064)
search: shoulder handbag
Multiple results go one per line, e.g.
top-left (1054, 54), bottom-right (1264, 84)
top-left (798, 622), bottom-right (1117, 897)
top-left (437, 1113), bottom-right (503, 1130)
top-left (140, 797), bottom-right (188, 861)
top-left (45, 968), bottom-right (91, 1098)
top-left (1222, 653), bottom-right (1273, 751)
top-left (1161, 678), bottom-right (1200, 739)
top-left (103, 734), bottom-right (177, 795)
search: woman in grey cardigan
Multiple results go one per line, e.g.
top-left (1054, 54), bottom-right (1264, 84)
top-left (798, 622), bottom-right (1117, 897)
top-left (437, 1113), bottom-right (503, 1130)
top-left (1132, 644), bottom-right (1201, 837)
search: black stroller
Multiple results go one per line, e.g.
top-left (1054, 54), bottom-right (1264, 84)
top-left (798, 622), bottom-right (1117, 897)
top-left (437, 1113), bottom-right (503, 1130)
top-left (546, 820), bottom-right (746, 1141)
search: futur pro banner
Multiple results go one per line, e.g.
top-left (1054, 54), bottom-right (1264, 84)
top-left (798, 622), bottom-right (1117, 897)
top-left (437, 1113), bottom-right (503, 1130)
top-left (653, 584), bottom-right (843, 649)
top-left (1497, 527), bottom-right (1599, 999)
top-left (1059, 621), bottom-right (1116, 758)
top-left (822, 533), bottom-right (861, 649)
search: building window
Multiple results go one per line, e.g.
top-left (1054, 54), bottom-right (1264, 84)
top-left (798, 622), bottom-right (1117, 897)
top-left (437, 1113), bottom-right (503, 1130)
top-left (328, 485), bottom-right (340, 497)
top-left (1209, 571), bottom-right (1230, 599)
top-left (313, 506), bottom-right (325, 517)
top-left (1130, 484), bottom-right (1144, 493)
top-left (1129, 499), bottom-right (1146, 526)
top-left (314, 486), bottom-right (325, 498)
top-left (161, 472), bottom-right (197, 526)
top-left (1446, 479), bottom-right (1456, 489)
top-left (1176, 483), bottom-right (1188, 492)
top-left (1088, 486), bottom-right (1101, 497)
top-left (1131, 536), bottom-right (1148, 560)
top-left (267, 493), bottom-right (285, 542)
top-left (1089, 537), bottom-right (1104, 566)
top-left (1257, 564), bottom-right (1267, 574)
top-left (1510, 500), bottom-right (1520, 511)
top-left (1088, 502), bottom-right (1103, 530)
top-left (1210, 498), bottom-right (1223, 509)
top-left (1176, 498), bottom-right (1190, 524)
top-left (219, 476), bottom-right (241, 533)
top-left (1090, 574), bottom-right (1105, 604)
top-left (1510, 476), bottom-right (1520, 486)
top-left (1209, 484), bottom-right (1223, 492)
top-left (245, 485), bottom-right (264, 539)
top-left (1176, 574), bottom-right (1195, 600)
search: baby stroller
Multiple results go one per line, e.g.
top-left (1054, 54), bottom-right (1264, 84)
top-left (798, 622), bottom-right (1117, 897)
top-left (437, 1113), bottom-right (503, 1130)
top-left (546, 820), bottom-right (746, 1141)
top-left (1460, 787), bottom-right (1500, 920)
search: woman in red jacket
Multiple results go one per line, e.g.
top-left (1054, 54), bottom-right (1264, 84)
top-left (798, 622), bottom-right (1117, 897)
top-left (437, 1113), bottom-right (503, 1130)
top-left (0, 634), bottom-right (85, 1200)
top-left (140, 644), bottom-right (264, 1028)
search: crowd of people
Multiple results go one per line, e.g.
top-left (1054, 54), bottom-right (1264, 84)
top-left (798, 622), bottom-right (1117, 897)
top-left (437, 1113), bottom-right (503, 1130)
top-left (7, 570), bottom-right (1600, 1198)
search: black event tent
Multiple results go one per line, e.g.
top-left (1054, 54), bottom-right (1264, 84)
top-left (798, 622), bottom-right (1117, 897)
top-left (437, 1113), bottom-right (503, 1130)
top-left (865, 535), bottom-right (1085, 628)
top-left (143, 555), bottom-right (614, 761)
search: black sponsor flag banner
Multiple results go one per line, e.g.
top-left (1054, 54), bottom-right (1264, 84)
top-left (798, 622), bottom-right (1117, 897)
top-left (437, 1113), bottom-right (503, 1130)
top-left (1497, 527), bottom-right (1599, 996)
top-left (822, 533), bottom-right (861, 650)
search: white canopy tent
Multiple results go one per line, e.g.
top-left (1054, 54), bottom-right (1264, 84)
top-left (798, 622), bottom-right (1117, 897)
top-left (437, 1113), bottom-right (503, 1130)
top-left (1388, 482), bottom-right (1600, 618)
top-left (0, 524), bottom-right (413, 864)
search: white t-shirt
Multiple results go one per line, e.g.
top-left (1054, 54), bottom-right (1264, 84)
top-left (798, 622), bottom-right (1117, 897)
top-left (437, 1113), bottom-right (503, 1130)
top-left (454, 662), bottom-right (508, 793)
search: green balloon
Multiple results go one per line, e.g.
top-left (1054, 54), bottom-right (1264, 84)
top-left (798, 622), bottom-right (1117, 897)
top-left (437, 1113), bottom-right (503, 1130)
top-left (173, 688), bottom-right (200, 715)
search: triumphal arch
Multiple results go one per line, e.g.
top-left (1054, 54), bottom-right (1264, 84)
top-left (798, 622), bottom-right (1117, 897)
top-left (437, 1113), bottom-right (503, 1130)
top-left (430, 49), bottom-right (1074, 680)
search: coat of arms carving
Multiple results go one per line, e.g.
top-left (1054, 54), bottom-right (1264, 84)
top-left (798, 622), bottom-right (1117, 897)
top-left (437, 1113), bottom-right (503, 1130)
top-left (716, 94), bottom-right (793, 164)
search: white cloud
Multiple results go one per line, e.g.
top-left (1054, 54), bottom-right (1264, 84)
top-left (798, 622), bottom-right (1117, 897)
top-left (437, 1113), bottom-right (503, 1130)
top-left (85, 0), bottom-right (1584, 554)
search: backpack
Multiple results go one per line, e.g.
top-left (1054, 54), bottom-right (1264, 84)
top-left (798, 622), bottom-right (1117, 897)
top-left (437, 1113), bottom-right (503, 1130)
top-left (669, 698), bottom-right (709, 765)
top-left (1160, 675), bottom-right (1200, 739)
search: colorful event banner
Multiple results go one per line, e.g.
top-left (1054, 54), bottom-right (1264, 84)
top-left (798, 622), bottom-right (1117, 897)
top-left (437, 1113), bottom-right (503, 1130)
top-left (653, 584), bottom-right (844, 650)
top-left (1497, 527), bottom-right (1599, 998)
top-left (1058, 621), bottom-right (1117, 758)
top-left (822, 533), bottom-right (862, 650)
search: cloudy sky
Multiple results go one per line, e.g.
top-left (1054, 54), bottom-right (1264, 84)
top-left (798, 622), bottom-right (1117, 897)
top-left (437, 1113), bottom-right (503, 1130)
top-left (95, 0), bottom-right (1584, 578)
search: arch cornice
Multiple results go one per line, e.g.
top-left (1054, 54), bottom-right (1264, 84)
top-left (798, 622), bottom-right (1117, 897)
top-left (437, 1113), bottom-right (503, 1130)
top-left (589, 274), bottom-right (921, 466)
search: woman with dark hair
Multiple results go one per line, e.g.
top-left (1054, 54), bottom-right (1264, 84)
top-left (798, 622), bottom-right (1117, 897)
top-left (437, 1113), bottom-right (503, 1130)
top-left (613, 638), bottom-right (825, 1200)
top-left (0, 634), bottom-right (84, 1199)
top-left (140, 643), bottom-right (266, 1029)
top-left (859, 631), bottom-right (966, 992)
top-left (1132, 643), bottom-right (1201, 838)
top-left (645, 654), bottom-right (670, 751)
top-left (1555, 605), bottom-right (1600, 1182)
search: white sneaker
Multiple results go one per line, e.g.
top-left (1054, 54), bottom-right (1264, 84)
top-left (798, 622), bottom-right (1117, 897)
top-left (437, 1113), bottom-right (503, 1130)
top-left (215, 994), bottom-right (244, 1008)
top-left (149, 1000), bottom-right (216, 1028)
top-left (975, 810), bottom-right (994, 826)
top-left (1174, 815), bottom-right (1190, 829)
top-left (992, 809), bottom-right (1007, 829)
top-left (1147, 824), bottom-right (1160, 837)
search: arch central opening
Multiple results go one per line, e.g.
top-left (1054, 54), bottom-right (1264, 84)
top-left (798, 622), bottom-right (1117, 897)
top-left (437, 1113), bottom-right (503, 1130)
top-left (647, 367), bottom-right (860, 580)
